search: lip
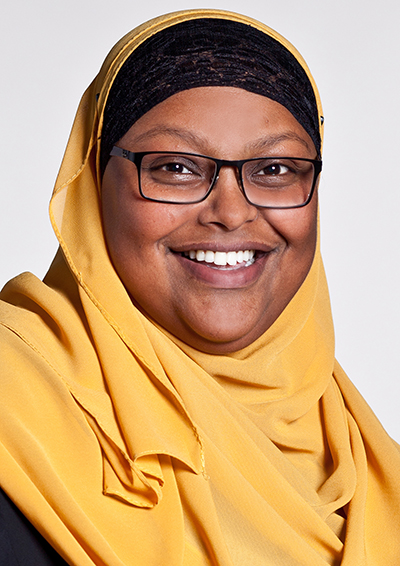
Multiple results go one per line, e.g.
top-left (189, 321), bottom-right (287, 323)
top-left (172, 249), bottom-right (271, 288)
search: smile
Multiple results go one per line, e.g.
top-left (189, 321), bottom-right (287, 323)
top-left (181, 249), bottom-right (256, 268)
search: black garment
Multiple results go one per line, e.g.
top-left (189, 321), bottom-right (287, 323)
top-left (0, 488), bottom-right (68, 565)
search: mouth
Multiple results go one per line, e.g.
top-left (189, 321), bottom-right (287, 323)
top-left (171, 245), bottom-right (272, 288)
top-left (180, 249), bottom-right (256, 269)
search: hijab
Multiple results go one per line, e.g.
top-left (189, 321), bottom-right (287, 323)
top-left (1, 9), bottom-right (400, 566)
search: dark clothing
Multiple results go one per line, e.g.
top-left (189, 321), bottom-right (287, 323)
top-left (0, 489), bottom-right (67, 565)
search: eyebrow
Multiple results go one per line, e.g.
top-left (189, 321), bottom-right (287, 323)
top-left (130, 126), bottom-right (313, 154)
top-left (130, 126), bottom-right (206, 148)
top-left (248, 133), bottom-right (312, 153)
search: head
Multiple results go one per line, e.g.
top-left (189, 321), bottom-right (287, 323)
top-left (100, 15), bottom-right (323, 354)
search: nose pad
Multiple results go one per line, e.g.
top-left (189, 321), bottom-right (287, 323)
top-left (212, 165), bottom-right (246, 199)
top-left (199, 167), bottom-right (258, 230)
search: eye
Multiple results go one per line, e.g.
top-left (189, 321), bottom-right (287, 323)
top-left (245, 159), bottom-right (301, 189)
top-left (141, 153), bottom-right (212, 188)
top-left (161, 162), bottom-right (193, 174)
top-left (257, 163), bottom-right (290, 176)
top-left (145, 155), bottom-right (202, 177)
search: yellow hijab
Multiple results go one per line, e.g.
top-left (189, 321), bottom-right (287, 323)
top-left (1, 9), bottom-right (400, 566)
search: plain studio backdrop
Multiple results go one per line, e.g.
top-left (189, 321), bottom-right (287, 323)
top-left (1, 0), bottom-right (399, 439)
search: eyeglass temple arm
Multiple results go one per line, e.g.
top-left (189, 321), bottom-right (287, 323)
top-left (110, 146), bottom-right (136, 162)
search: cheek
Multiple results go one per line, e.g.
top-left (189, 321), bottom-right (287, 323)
top-left (264, 200), bottom-right (318, 275)
top-left (269, 192), bottom-right (318, 244)
top-left (101, 166), bottom-right (148, 285)
top-left (101, 167), bottom-right (192, 289)
top-left (102, 165), bottom-right (159, 257)
top-left (101, 194), bottom-right (169, 314)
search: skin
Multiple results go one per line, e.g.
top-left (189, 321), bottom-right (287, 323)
top-left (102, 87), bottom-right (319, 354)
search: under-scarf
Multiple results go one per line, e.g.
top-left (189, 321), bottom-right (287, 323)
top-left (0, 9), bottom-right (399, 566)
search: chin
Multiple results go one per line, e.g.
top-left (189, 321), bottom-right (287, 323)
top-left (175, 320), bottom-right (264, 354)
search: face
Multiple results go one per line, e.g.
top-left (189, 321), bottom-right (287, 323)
top-left (102, 87), bottom-right (319, 353)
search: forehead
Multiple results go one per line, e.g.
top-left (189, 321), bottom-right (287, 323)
top-left (118, 87), bottom-right (316, 158)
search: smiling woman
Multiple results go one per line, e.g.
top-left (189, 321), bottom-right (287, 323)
top-left (0, 8), bottom-right (400, 566)
top-left (102, 88), bottom-right (319, 352)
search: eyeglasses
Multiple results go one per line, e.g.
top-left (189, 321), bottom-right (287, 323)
top-left (110, 146), bottom-right (322, 209)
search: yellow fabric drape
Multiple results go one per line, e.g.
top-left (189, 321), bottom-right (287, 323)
top-left (1, 9), bottom-right (400, 566)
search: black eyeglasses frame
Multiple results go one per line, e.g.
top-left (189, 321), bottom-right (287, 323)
top-left (110, 146), bottom-right (322, 209)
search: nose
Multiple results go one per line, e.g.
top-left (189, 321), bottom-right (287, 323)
top-left (197, 166), bottom-right (258, 230)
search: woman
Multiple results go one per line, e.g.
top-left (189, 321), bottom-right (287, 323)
top-left (0, 8), bottom-right (399, 566)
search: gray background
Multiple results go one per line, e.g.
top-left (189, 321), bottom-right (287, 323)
top-left (1, 0), bottom-right (399, 438)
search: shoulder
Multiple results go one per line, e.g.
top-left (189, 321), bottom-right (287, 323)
top-left (0, 273), bottom-right (74, 398)
top-left (0, 272), bottom-right (98, 453)
top-left (0, 270), bottom-right (98, 389)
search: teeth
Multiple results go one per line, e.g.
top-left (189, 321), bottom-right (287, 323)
top-left (214, 252), bottom-right (227, 266)
top-left (184, 249), bottom-right (256, 267)
top-left (204, 250), bottom-right (215, 263)
top-left (226, 251), bottom-right (236, 266)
